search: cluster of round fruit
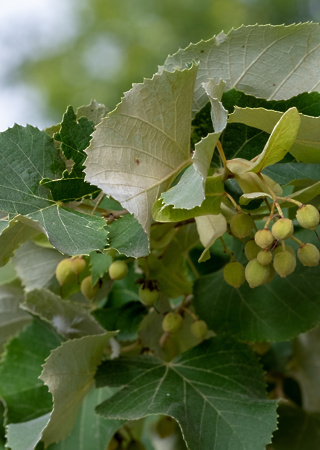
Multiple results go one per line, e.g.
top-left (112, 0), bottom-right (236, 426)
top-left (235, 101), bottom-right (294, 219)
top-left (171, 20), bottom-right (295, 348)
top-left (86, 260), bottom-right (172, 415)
top-left (161, 311), bottom-right (208, 340)
top-left (55, 256), bottom-right (99, 299)
top-left (224, 203), bottom-right (320, 289)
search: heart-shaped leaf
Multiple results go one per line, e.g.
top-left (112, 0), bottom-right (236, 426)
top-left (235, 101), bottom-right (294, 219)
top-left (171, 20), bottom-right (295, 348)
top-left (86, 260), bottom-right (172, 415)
top-left (95, 336), bottom-right (277, 450)
top-left (84, 67), bottom-right (198, 234)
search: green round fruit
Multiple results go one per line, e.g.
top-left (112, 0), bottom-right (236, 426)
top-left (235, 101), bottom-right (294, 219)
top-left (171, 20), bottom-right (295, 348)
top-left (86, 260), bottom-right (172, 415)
top-left (162, 312), bottom-right (183, 333)
top-left (223, 262), bottom-right (245, 288)
top-left (297, 243), bottom-right (320, 267)
top-left (80, 275), bottom-right (99, 299)
top-left (245, 259), bottom-right (270, 288)
top-left (108, 260), bottom-right (128, 280)
top-left (191, 320), bottom-right (208, 340)
top-left (265, 264), bottom-right (276, 284)
top-left (139, 284), bottom-right (160, 306)
top-left (271, 218), bottom-right (294, 240)
top-left (257, 249), bottom-right (273, 266)
top-left (296, 204), bottom-right (320, 230)
top-left (244, 239), bottom-right (260, 261)
top-left (254, 228), bottom-right (274, 249)
top-left (273, 244), bottom-right (295, 257)
top-left (230, 212), bottom-right (254, 239)
top-left (55, 258), bottom-right (75, 286)
top-left (70, 256), bottom-right (86, 275)
top-left (273, 250), bottom-right (296, 278)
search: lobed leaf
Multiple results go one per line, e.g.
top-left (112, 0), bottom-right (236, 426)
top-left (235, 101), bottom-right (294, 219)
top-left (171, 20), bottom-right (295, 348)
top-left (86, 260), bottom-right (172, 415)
top-left (0, 124), bottom-right (108, 255)
top-left (95, 336), bottom-right (277, 450)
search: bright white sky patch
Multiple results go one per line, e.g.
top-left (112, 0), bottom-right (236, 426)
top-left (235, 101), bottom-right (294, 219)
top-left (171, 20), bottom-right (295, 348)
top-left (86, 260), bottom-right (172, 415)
top-left (0, 0), bottom-right (78, 130)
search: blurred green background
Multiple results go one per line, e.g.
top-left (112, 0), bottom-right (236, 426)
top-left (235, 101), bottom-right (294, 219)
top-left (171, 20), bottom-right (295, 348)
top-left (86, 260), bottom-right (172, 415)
top-left (0, 0), bottom-right (318, 130)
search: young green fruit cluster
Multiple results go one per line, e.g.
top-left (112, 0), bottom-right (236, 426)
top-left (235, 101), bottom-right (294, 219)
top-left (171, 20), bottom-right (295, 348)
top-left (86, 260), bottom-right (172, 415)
top-left (162, 312), bottom-right (183, 333)
top-left (55, 256), bottom-right (87, 287)
top-left (223, 203), bottom-right (320, 289)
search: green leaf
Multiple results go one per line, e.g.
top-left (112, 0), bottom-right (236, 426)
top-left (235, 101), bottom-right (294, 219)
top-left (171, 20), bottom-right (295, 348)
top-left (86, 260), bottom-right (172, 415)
top-left (39, 332), bottom-right (116, 447)
top-left (202, 79), bottom-right (228, 133)
top-left (90, 251), bottom-right (113, 285)
top-left (229, 106), bottom-right (320, 163)
top-left (161, 133), bottom-right (221, 210)
top-left (0, 283), bottom-right (31, 353)
top-left (271, 403), bottom-right (320, 450)
top-left (195, 213), bottom-right (227, 262)
top-left (161, 77), bottom-right (226, 210)
top-left (76, 99), bottom-right (108, 126)
top-left (95, 336), bottom-right (277, 450)
top-left (23, 289), bottom-right (105, 339)
top-left (42, 106), bottom-right (100, 201)
top-left (162, 24), bottom-right (320, 114)
top-left (6, 414), bottom-right (51, 450)
top-left (227, 108), bottom-right (301, 174)
top-left (143, 252), bottom-right (192, 299)
top-left (153, 174), bottom-right (223, 222)
top-left (0, 261), bottom-right (17, 286)
top-left (0, 319), bottom-right (61, 423)
top-left (108, 214), bottom-right (149, 258)
top-left (263, 163), bottom-right (320, 186)
top-left (0, 124), bottom-right (108, 255)
top-left (13, 240), bottom-right (64, 292)
top-left (193, 254), bottom-right (320, 342)
top-left (55, 106), bottom-right (94, 177)
top-left (47, 387), bottom-right (124, 450)
top-left (289, 325), bottom-right (320, 411)
top-left (93, 301), bottom-right (147, 341)
top-left (0, 217), bottom-right (40, 266)
top-left (84, 66), bottom-right (198, 235)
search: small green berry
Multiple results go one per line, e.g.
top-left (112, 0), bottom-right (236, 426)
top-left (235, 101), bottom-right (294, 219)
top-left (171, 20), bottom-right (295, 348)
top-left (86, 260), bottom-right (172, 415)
top-left (70, 256), bottom-right (86, 275)
top-left (191, 320), bottom-right (208, 340)
top-left (297, 243), bottom-right (320, 267)
top-left (139, 283), bottom-right (160, 306)
top-left (223, 262), bottom-right (245, 288)
top-left (244, 239), bottom-right (260, 261)
top-left (230, 212), bottom-right (254, 239)
top-left (271, 218), bottom-right (294, 240)
top-left (296, 204), bottom-right (320, 230)
top-left (273, 250), bottom-right (296, 278)
top-left (254, 229), bottom-right (274, 249)
top-left (162, 312), bottom-right (183, 333)
top-left (273, 244), bottom-right (295, 257)
top-left (55, 258), bottom-right (76, 286)
top-left (245, 259), bottom-right (270, 288)
top-left (257, 249), bottom-right (273, 266)
top-left (108, 260), bottom-right (128, 280)
top-left (80, 275), bottom-right (99, 299)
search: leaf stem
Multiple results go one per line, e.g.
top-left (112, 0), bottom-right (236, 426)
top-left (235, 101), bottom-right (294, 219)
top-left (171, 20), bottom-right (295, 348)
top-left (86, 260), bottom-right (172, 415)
top-left (216, 140), bottom-right (228, 168)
